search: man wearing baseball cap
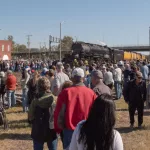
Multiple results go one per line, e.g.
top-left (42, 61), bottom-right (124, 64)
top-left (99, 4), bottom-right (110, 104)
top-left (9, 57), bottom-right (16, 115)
top-left (123, 71), bottom-right (146, 128)
top-left (91, 70), bottom-right (111, 96)
top-left (54, 67), bottom-right (97, 149)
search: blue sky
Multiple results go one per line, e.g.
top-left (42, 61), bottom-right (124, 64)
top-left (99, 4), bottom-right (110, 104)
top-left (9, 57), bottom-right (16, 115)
top-left (0, 0), bottom-right (150, 48)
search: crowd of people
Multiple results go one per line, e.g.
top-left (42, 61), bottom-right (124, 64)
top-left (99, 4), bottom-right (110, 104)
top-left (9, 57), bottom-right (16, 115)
top-left (1, 58), bottom-right (150, 150)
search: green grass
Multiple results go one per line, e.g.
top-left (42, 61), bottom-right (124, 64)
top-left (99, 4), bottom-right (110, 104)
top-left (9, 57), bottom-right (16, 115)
top-left (0, 100), bottom-right (150, 150)
top-left (115, 98), bottom-right (128, 110)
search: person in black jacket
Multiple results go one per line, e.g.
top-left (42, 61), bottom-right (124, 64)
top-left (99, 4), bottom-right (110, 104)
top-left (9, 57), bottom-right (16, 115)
top-left (0, 72), bottom-right (6, 106)
top-left (27, 71), bottom-right (39, 106)
top-left (123, 71), bottom-right (146, 128)
top-left (123, 64), bottom-right (131, 88)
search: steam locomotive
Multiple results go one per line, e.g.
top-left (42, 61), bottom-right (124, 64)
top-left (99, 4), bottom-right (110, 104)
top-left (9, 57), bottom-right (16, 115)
top-left (70, 42), bottom-right (146, 62)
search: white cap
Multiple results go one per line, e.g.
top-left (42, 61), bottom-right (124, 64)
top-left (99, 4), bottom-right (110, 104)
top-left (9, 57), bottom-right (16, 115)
top-left (72, 68), bottom-right (85, 78)
top-left (25, 67), bottom-right (30, 71)
top-left (102, 65), bottom-right (106, 69)
top-left (118, 61), bottom-right (123, 66)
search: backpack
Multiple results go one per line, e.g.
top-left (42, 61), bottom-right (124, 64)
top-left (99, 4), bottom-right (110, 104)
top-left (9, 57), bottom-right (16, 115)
top-left (31, 105), bottom-right (56, 142)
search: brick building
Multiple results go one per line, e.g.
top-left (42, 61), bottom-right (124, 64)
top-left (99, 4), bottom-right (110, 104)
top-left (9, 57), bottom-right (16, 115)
top-left (0, 40), bottom-right (12, 60)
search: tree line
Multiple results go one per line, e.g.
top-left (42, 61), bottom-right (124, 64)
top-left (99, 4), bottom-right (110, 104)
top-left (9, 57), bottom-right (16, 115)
top-left (7, 35), bottom-right (74, 52)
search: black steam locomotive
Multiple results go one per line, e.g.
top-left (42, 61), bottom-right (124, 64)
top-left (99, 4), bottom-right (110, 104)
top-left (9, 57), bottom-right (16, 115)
top-left (71, 42), bottom-right (124, 62)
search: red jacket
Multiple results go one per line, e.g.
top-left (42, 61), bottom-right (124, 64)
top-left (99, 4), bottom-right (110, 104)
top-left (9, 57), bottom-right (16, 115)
top-left (6, 75), bottom-right (17, 90)
top-left (54, 84), bottom-right (97, 132)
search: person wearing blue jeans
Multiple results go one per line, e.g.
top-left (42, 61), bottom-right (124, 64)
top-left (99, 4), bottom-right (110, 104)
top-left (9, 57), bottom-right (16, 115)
top-left (33, 139), bottom-right (58, 150)
top-left (6, 70), bottom-right (17, 108)
top-left (21, 67), bottom-right (30, 112)
top-left (63, 129), bottom-right (74, 149)
top-left (7, 90), bottom-right (16, 108)
top-left (114, 81), bottom-right (122, 100)
top-left (22, 88), bottom-right (28, 112)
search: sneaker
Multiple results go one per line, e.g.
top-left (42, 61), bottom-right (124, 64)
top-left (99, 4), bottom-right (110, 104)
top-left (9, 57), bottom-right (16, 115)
top-left (138, 125), bottom-right (142, 129)
top-left (130, 124), bottom-right (134, 129)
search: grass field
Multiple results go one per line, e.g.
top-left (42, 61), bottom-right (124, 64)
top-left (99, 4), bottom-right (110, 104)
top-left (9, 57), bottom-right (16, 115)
top-left (0, 99), bottom-right (150, 150)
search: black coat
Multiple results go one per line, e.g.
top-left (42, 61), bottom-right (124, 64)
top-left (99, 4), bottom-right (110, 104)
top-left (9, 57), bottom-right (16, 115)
top-left (123, 69), bottom-right (131, 79)
top-left (123, 79), bottom-right (146, 104)
top-left (27, 79), bottom-right (37, 105)
top-left (0, 77), bottom-right (6, 94)
top-left (30, 93), bottom-right (57, 143)
top-left (130, 71), bottom-right (136, 80)
top-left (31, 106), bottom-right (57, 143)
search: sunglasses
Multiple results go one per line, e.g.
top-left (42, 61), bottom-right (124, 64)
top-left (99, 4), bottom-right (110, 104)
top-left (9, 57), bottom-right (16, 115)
top-left (137, 77), bottom-right (142, 79)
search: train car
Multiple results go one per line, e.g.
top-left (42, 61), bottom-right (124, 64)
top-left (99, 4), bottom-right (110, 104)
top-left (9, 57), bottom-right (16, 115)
top-left (142, 55), bottom-right (146, 60)
top-left (132, 52), bottom-right (137, 60)
top-left (71, 42), bottom-right (146, 63)
top-left (124, 51), bottom-right (132, 60)
top-left (131, 52), bottom-right (135, 60)
top-left (136, 53), bottom-right (141, 60)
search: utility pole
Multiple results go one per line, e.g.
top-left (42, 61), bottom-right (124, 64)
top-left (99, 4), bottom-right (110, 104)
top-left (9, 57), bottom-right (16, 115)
top-left (39, 42), bottom-right (41, 58)
top-left (27, 35), bottom-right (32, 59)
top-left (49, 35), bottom-right (52, 59)
top-left (59, 21), bottom-right (65, 61)
top-left (149, 27), bottom-right (150, 60)
top-left (60, 22), bottom-right (62, 62)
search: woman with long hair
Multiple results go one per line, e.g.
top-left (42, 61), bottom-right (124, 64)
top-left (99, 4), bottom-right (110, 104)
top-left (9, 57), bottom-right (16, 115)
top-left (69, 94), bottom-right (123, 150)
top-left (27, 71), bottom-right (40, 106)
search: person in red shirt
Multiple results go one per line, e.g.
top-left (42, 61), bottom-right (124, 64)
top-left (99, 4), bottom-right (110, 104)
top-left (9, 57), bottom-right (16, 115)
top-left (6, 70), bottom-right (17, 108)
top-left (54, 67), bottom-right (97, 150)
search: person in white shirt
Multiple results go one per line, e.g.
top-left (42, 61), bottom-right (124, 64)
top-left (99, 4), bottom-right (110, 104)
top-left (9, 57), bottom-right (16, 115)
top-left (69, 94), bottom-right (123, 150)
top-left (103, 67), bottom-right (114, 90)
top-left (53, 62), bottom-right (69, 96)
top-left (102, 66), bottom-right (107, 76)
top-left (113, 64), bottom-right (122, 100)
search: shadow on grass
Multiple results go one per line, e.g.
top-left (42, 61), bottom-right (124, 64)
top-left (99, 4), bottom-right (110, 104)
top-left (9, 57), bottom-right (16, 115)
top-left (8, 120), bottom-right (31, 129)
top-left (4, 103), bottom-right (22, 109)
top-left (9, 119), bottom-right (28, 124)
top-left (6, 110), bottom-right (23, 114)
top-left (8, 123), bottom-right (31, 129)
top-left (116, 127), bottom-right (134, 133)
top-left (0, 133), bottom-right (31, 140)
top-left (116, 126), bottom-right (150, 133)
top-left (144, 111), bottom-right (150, 116)
top-left (116, 108), bottom-right (128, 111)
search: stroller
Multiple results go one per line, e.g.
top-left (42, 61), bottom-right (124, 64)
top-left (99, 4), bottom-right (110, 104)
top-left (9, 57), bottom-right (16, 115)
top-left (0, 102), bottom-right (8, 129)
